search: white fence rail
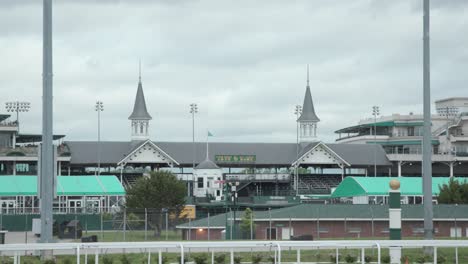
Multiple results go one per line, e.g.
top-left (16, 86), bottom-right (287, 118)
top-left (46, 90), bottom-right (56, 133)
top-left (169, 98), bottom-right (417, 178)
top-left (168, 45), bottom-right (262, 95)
top-left (0, 240), bottom-right (467, 264)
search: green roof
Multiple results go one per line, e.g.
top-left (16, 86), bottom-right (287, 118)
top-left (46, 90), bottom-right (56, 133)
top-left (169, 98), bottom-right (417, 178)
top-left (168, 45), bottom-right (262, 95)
top-left (331, 177), bottom-right (467, 198)
top-left (177, 204), bottom-right (468, 228)
top-left (0, 175), bottom-right (125, 196)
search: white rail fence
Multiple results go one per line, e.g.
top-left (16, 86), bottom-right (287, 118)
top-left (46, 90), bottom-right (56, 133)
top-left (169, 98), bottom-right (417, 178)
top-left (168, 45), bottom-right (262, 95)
top-left (0, 240), bottom-right (467, 264)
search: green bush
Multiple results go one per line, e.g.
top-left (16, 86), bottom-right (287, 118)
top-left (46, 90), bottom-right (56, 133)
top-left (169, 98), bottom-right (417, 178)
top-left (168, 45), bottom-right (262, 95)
top-left (120, 255), bottom-right (131, 264)
top-left (416, 255), bottom-right (426, 264)
top-left (43, 260), bottom-right (56, 264)
top-left (62, 258), bottom-right (72, 264)
top-left (345, 254), bottom-right (357, 263)
top-left (329, 254), bottom-right (339, 263)
top-left (234, 256), bottom-right (242, 264)
top-left (193, 254), bottom-right (208, 264)
top-left (437, 255), bottom-right (447, 264)
top-left (381, 255), bottom-right (390, 264)
top-left (214, 254), bottom-right (226, 264)
top-left (251, 254), bottom-right (262, 264)
top-left (102, 255), bottom-right (113, 264)
top-left (364, 255), bottom-right (372, 263)
top-left (86, 255), bottom-right (95, 263)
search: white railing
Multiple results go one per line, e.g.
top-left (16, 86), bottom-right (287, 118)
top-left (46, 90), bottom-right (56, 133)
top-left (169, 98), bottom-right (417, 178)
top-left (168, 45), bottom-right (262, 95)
top-left (1, 240), bottom-right (468, 264)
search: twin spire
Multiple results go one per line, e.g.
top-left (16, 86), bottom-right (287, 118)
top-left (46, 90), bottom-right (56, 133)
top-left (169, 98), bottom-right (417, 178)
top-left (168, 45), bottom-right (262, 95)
top-left (298, 64), bottom-right (320, 122)
top-left (129, 61), bottom-right (152, 121)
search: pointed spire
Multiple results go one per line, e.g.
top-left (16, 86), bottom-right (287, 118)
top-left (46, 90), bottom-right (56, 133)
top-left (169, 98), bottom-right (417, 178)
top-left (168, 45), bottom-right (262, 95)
top-left (298, 65), bottom-right (320, 122)
top-left (129, 62), bottom-right (152, 120)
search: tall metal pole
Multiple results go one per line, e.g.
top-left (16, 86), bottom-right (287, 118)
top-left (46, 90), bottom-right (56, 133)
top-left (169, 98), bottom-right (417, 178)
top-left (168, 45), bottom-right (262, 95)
top-left (422, 0), bottom-right (433, 242)
top-left (372, 106), bottom-right (380, 177)
top-left (40, 0), bottom-right (54, 244)
top-left (190, 103), bottom-right (198, 197)
top-left (95, 101), bottom-right (104, 176)
top-left (294, 105), bottom-right (302, 196)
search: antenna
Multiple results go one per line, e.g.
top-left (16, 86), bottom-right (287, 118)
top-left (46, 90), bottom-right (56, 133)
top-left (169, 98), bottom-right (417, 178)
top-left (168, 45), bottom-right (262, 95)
top-left (139, 60), bottom-right (141, 82)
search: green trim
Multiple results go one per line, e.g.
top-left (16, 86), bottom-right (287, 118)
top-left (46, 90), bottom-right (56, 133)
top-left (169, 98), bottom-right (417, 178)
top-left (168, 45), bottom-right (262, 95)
top-left (389, 192), bottom-right (401, 208)
top-left (336, 121), bottom-right (424, 133)
top-left (390, 228), bottom-right (401, 240)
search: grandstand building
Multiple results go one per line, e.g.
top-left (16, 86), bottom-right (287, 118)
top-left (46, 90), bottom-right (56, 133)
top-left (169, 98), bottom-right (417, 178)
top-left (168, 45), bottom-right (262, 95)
top-left (1, 70), bottom-right (467, 213)
top-left (335, 97), bottom-right (468, 177)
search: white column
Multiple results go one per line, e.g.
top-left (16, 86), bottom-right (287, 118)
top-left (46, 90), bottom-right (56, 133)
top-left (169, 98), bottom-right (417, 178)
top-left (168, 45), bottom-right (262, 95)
top-left (13, 161), bottom-right (16, 175)
top-left (449, 162), bottom-right (454, 178)
top-left (58, 161), bottom-right (61, 176)
top-left (398, 161), bottom-right (402, 177)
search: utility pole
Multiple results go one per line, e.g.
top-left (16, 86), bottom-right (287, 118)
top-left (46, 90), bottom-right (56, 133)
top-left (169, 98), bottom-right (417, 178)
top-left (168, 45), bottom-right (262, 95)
top-left (422, 0), bottom-right (434, 243)
top-left (294, 105), bottom-right (302, 195)
top-left (372, 106), bottom-right (380, 177)
top-left (189, 103), bottom-right (198, 197)
top-left (40, 0), bottom-right (54, 248)
top-left (95, 101), bottom-right (104, 176)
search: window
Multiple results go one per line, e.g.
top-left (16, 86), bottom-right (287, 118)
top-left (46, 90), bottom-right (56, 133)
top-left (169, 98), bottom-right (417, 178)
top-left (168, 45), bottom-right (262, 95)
top-left (197, 177), bottom-right (204, 188)
top-left (408, 127), bottom-right (415, 136)
top-left (450, 227), bottom-right (462, 238)
top-left (216, 190), bottom-right (220, 197)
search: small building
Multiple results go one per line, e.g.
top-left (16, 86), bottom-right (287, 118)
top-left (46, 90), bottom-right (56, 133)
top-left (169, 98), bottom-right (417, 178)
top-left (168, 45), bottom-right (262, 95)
top-left (0, 175), bottom-right (125, 214)
top-left (176, 204), bottom-right (468, 240)
top-left (331, 176), bottom-right (462, 204)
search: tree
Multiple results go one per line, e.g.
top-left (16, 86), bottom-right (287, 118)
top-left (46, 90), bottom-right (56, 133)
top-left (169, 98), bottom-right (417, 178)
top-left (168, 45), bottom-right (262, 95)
top-left (125, 171), bottom-right (187, 237)
top-left (240, 208), bottom-right (254, 238)
top-left (437, 178), bottom-right (468, 204)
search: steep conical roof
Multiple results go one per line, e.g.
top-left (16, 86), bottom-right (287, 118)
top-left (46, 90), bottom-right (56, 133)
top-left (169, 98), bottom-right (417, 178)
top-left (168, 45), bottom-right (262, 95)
top-left (298, 67), bottom-right (319, 122)
top-left (128, 80), bottom-right (152, 120)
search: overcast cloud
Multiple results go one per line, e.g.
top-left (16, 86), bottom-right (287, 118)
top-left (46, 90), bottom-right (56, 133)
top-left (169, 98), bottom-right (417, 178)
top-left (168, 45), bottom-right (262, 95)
top-left (1, 0), bottom-right (467, 143)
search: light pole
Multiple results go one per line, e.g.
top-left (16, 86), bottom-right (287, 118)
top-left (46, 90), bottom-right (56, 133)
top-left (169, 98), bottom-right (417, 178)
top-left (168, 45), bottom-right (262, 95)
top-left (372, 106), bottom-right (380, 177)
top-left (422, 0), bottom-right (434, 243)
top-left (294, 105), bottom-right (302, 196)
top-left (95, 101), bottom-right (104, 176)
top-left (5, 101), bottom-right (31, 134)
top-left (189, 103), bottom-right (198, 197)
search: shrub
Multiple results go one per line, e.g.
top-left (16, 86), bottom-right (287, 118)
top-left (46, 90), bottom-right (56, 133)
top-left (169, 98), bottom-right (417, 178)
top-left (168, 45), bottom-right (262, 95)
top-left (416, 255), bottom-right (426, 264)
top-left (437, 255), bottom-right (447, 264)
top-left (251, 254), bottom-right (262, 264)
top-left (214, 254), bottom-right (226, 264)
top-left (193, 254), bottom-right (208, 264)
top-left (401, 256), bottom-right (409, 263)
top-left (267, 255), bottom-right (275, 264)
top-left (381, 255), bottom-right (390, 264)
top-left (120, 255), bottom-right (131, 264)
top-left (364, 255), bottom-right (372, 263)
top-left (234, 256), bottom-right (242, 264)
top-left (345, 254), bottom-right (357, 263)
top-left (62, 258), bottom-right (72, 264)
top-left (86, 255), bottom-right (95, 263)
top-left (43, 260), bottom-right (56, 264)
top-left (102, 255), bottom-right (113, 264)
top-left (329, 254), bottom-right (339, 263)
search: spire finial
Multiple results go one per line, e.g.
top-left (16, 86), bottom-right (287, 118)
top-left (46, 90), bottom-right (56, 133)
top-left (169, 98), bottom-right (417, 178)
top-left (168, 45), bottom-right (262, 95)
top-left (139, 59), bottom-right (141, 82)
top-left (307, 64), bottom-right (310, 86)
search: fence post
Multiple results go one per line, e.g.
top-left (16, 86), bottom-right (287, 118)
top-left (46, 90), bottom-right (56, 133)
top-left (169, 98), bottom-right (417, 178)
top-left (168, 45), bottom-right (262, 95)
top-left (211, 250), bottom-right (214, 264)
top-left (455, 247), bottom-right (459, 264)
top-left (361, 248), bottom-right (365, 264)
top-left (100, 210), bottom-right (103, 242)
top-left (95, 249), bottom-right (99, 264)
top-left (147, 251), bottom-right (151, 264)
top-left (433, 247), bottom-right (437, 264)
top-left (159, 250), bottom-right (162, 264)
top-left (296, 249), bottom-right (300, 264)
top-left (208, 211), bottom-right (210, 241)
top-left (145, 208), bottom-right (148, 241)
top-left (123, 208), bottom-right (127, 242)
top-left (166, 211), bottom-right (169, 241)
top-left (76, 246), bottom-right (80, 264)
top-left (251, 210), bottom-right (254, 240)
top-left (335, 248), bottom-right (339, 264)
top-left (230, 249), bottom-right (234, 264)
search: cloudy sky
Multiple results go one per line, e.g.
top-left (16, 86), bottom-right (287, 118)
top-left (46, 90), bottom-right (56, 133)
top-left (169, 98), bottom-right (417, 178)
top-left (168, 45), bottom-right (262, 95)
top-left (1, 0), bottom-right (467, 143)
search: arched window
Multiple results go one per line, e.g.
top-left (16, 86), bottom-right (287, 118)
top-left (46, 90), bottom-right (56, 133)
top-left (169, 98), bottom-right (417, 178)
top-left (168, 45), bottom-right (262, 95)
top-left (140, 123), bottom-right (144, 134)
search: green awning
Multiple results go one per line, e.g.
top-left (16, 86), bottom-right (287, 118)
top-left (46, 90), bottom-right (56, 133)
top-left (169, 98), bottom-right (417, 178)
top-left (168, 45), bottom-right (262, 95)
top-left (331, 177), bottom-right (466, 198)
top-left (366, 140), bottom-right (439, 146)
top-left (0, 175), bottom-right (125, 196)
top-left (335, 121), bottom-right (424, 134)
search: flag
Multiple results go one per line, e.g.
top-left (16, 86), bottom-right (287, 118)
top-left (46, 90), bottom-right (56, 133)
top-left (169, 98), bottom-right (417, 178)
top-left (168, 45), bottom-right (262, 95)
top-left (208, 131), bottom-right (214, 137)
